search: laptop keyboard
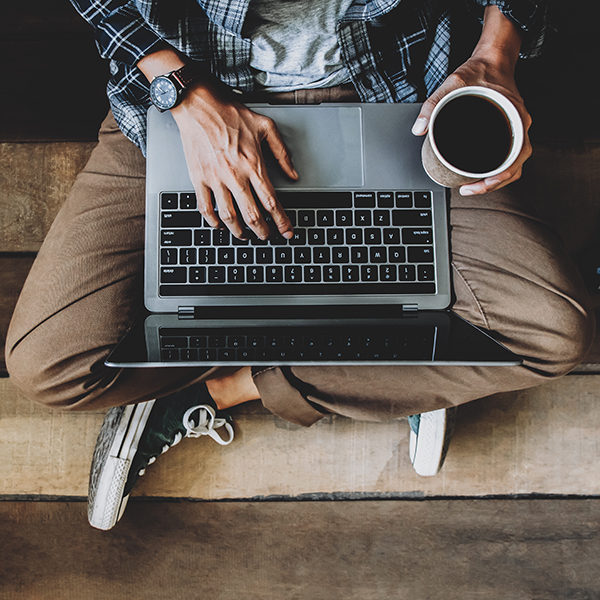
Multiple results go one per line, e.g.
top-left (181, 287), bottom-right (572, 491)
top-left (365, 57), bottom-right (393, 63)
top-left (159, 190), bottom-right (436, 292)
top-left (158, 325), bottom-right (436, 363)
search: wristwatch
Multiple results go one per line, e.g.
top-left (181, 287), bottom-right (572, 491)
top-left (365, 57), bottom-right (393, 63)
top-left (149, 63), bottom-right (203, 111)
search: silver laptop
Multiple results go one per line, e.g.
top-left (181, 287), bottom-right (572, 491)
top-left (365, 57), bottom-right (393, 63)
top-left (106, 103), bottom-right (520, 367)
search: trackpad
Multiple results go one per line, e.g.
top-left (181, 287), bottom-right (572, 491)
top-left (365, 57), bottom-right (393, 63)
top-left (254, 105), bottom-right (364, 188)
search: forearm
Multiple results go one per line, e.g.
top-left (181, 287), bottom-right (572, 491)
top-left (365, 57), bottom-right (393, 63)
top-left (472, 5), bottom-right (523, 73)
top-left (137, 46), bottom-right (187, 83)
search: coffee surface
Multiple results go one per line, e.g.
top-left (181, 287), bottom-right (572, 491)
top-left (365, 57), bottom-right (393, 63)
top-left (432, 95), bottom-right (512, 174)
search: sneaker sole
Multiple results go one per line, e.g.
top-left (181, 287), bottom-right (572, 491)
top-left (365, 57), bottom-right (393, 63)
top-left (88, 400), bottom-right (155, 530)
top-left (409, 407), bottom-right (457, 477)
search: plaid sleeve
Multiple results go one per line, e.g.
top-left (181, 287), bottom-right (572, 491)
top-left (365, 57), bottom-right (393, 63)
top-left (69, 0), bottom-right (162, 65)
top-left (465, 0), bottom-right (547, 58)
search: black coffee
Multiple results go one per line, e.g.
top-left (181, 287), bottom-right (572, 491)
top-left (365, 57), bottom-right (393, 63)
top-left (432, 95), bottom-right (512, 174)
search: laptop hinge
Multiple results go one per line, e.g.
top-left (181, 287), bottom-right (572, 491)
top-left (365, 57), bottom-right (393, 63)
top-left (402, 303), bottom-right (419, 313)
top-left (178, 306), bottom-right (195, 320)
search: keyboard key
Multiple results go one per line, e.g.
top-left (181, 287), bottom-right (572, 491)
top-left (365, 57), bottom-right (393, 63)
top-left (380, 265), bottom-right (397, 281)
top-left (374, 210), bottom-right (390, 226)
top-left (285, 266), bottom-right (303, 282)
top-left (402, 228), bottom-right (433, 244)
top-left (294, 247), bottom-right (312, 263)
top-left (181, 348), bottom-right (199, 361)
top-left (161, 348), bottom-right (180, 361)
top-left (361, 265), bottom-right (378, 281)
top-left (383, 228), bottom-right (400, 244)
top-left (189, 267), bottom-right (206, 283)
top-left (256, 248), bottom-right (273, 263)
top-left (275, 247), bottom-right (293, 263)
top-left (213, 229), bottom-right (230, 246)
top-left (323, 265), bottom-right (341, 282)
top-left (190, 336), bottom-right (208, 348)
top-left (414, 191), bottom-right (432, 207)
top-left (418, 264), bottom-right (435, 281)
top-left (369, 247), bottom-right (387, 263)
top-left (392, 210), bottom-right (432, 226)
top-left (408, 246), bottom-right (434, 263)
top-left (354, 191), bottom-right (375, 207)
top-left (194, 230), bottom-right (211, 246)
top-left (198, 248), bottom-right (216, 264)
top-left (161, 336), bottom-right (188, 348)
top-left (398, 265), bottom-right (416, 281)
top-left (161, 267), bottom-right (187, 283)
top-left (326, 229), bottom-right (344, 245)
top-left (377, 191), bottom-right (394, 207)
top-left (298, 210), bottom-right (315, 226)
top-left (247, 335), bottom-right (265, 348)
top-left (217, 248), bottom-right (235, 264)
top-left (342, 265), bottom-right (360, 281)
top-left (332, 247), bottom-right (349, 263)
top-left (180, 248), bottom-right (197, 264)
top-left (308, 229), bottom-right (326, 245)
top-left (228, 266), bottom-right (245, 282)
top-left (232, 233), bottom-right (250, 246)
top-left (161, 193), bottom-right (178, 209)
top-left (317, 210), bottom-right (334, 226)
top-left (365, 228), bottom-right (381, 244)
top-left (237, 248), bottom-right (254, 264)
top-left (304, 265), bottom-right (321, 282)
top-left (346, 229), bottom-right (363, 245)
top-left (161, 248), bottom-right (178, 264)
top-left (161, 211), bottom-right (201, 227)
top-left (355, 210), bottom-right (372, 226)
top-left (266, 266), bottom-right (283, 282)
top-left (351, 247), bottom-right (368, 263)
top-left (289, 229), bottom-right (307, 245)
top-left (246, 266), bottom-right (264, 282)
top-left (269, 234), bottom-right (288, 246)
top-left (180, 193), bottom-right (197, 209)
top-left (395, 192), bottom-right (413, 207)
top-left (313, 247), bottom-right (330, 263)
top-left (208, 266), bottom-right (226, 283)
top-left (161, 230), bottom-right (192, 246)
top-left (336, 210), bottom-right (353, 226)
top-left (208, 335), bottom-right (227, 348)
top-left (388, 247), bottom-right (406, 263)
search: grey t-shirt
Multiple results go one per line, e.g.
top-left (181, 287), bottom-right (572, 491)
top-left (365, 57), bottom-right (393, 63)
top-left (246, 0), bottom-right (354, 91)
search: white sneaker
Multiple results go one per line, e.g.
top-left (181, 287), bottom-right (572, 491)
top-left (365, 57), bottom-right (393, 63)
top-left (408, 407), bottom-right (457, 476)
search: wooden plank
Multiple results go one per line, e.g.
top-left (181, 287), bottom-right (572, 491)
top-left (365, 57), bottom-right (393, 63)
top-left (2, 375), bottom-right (600, 498)
top-left (1, 499), bottom-right (599, 599)
top-left (0, 255), bottom-right (36, 376)
top-left (0, 142), bottom-right (96, 252)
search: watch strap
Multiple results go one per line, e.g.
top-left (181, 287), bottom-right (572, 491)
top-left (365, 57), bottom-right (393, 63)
top-left (169, 63), bottom-right (204, 90)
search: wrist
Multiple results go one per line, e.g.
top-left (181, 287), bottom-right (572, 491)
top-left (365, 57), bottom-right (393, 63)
top-left (472, 5), bottom-right (522, 73)
top-left (137, 47), bottom-right (187, 83)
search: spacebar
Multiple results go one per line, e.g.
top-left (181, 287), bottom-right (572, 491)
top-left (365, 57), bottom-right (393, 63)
top-left (277, 191), bottom-right (353, 208)
top-left (159, 282), bottom-right (437, 296)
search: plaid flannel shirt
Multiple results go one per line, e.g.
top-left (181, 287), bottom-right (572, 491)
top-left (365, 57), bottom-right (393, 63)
top-left (70, 0), bottom-right (546, 155)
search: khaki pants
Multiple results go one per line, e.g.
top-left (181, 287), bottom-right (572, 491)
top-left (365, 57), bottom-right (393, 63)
top-left (5, 97), bottom-right (595, 426)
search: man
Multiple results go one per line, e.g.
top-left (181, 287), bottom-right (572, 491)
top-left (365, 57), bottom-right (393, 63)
top-left (6, 0), bottom-right (594, 530)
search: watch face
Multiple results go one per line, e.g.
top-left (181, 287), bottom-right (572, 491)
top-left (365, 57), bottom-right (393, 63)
top-left (150, 76), bottom-right (178, 110)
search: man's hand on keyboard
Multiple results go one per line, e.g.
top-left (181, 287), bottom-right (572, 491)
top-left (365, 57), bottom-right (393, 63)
top-left (171, 78), bottom-right (298, 240)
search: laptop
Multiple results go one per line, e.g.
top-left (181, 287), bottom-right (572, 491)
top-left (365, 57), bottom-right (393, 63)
top-left (106, 102), bottom-right (521, 367)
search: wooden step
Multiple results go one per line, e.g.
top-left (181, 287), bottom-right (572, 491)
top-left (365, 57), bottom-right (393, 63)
top-left (2, 374), bottom-right (599, 499)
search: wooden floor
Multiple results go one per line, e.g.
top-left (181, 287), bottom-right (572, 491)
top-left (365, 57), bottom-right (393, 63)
top-left (2, 499), bottom-right (599, 599)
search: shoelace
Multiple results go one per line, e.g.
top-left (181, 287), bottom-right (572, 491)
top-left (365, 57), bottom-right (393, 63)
top-left (143, 404), bottom-right (234, 472)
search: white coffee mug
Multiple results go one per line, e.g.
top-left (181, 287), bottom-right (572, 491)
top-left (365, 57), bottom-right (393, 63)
top-left (421, 86), bottom-right (524, 188)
